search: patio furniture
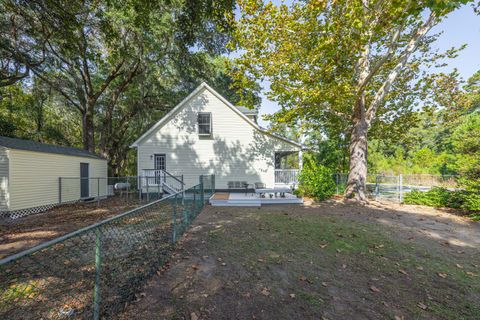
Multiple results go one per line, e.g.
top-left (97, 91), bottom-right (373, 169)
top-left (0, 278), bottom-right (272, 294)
top-left (254, 187), bottom-right (291, 198)
top-left (242, 182), bottom-right (253, 195)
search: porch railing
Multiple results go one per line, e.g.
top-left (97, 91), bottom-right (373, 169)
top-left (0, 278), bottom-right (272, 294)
top-left (141, 169), bottom-right (184, 194)
top-left (275, 169), bottom-right (299, 185)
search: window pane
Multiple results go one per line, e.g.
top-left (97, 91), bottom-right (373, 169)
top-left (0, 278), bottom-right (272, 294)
top-left (198, 113), bottom-right (211, 134)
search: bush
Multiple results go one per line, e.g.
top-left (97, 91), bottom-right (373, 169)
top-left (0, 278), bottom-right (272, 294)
top-left (403, 187), bottom-right (480, 212)
top-left (297, 165), bottom-right (336, 201)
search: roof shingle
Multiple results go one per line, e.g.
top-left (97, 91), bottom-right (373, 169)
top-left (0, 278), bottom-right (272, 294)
top-left (0, 136), bottom-right (104, 160)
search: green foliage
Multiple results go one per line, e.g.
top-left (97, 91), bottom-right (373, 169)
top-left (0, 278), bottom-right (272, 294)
top-left (404, 187), bottom-right (480, 212)
top-left (297, 164), bottom-right (336, 201)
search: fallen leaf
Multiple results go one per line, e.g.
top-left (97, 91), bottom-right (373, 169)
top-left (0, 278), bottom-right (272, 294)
top-left (261, 288), bottom-right (270, 296)
top-left (221, 262), bottom-right (227, 266)
top-left (257, 259), bottom-right (265, 262)
top-left (321, 282), bottom-right (328, 287)
top-left (289, 293), bottom-right (296, 298)
top-left (437, 272), bottom-right (447, 278)
top-left (190, 312), bottom-right (199, 320)
top-left (394, 316), bottom-right (405, 320)
top-left (369, 285), bottom-right (381, 293)
top-left (398, 269), bottom-right (408, 275)
top-left (299, 276), bottom-right (313, 284)
top-left (455, 264), bottom-right (463, 269)
top-left (466, 271), bottom-right (476, 276)
top-left (417, 302), bottom-right (428, 310)
top-left (320, 243), bottom-right (328, 248)
top-left (416, 266), bottom-right (424, 271)
top-left (191, 264), bottom-right (199, 270)
top-left (341, 264), bottom-right (347, 269)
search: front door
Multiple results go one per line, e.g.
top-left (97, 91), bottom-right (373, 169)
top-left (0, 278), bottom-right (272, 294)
top-left (154, 154), bottom-right (166, 184)
top-left (80, 163), bottom-right (89, 198)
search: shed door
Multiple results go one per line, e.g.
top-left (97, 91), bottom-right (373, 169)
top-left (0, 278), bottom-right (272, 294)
top-left (80, 163), bottom-right (89, 198)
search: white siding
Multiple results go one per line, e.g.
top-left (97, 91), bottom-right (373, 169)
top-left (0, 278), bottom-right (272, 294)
top-left (0, 147), bottom-right (9, 210)
top-left (137, 87), bottom-right (299, 188)
top-left (8, 150), bottom-right (108, 211)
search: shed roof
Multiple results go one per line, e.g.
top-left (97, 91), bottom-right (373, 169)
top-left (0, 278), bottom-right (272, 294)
top-left (0, 136), bottom-right (105, 160)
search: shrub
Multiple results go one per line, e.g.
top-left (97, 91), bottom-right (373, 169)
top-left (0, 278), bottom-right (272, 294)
top-left (297, 165), bottom-right (336, 201)
top-left (404, 187), bottom-right (480, 212)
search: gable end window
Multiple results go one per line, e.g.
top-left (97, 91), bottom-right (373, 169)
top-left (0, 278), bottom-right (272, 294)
top-left (198, 112), bottom-right (212, 135)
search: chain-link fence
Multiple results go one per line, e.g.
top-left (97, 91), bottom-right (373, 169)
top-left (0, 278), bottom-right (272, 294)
top-left (59, 174), bottom-right (190, 206)
top-left (0, 178), bottom-right (211, 319)
top-left (334, 173), bottom-right (459, 203)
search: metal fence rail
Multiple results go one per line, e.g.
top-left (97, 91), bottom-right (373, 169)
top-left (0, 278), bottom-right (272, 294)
top-left (0, 175), bottom-right (215, 319)
top-left (334, 173), bottom-right (459, 203)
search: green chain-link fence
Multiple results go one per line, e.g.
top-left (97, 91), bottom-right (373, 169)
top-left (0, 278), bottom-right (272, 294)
top-left (0, 174), bottom-right (215, 319)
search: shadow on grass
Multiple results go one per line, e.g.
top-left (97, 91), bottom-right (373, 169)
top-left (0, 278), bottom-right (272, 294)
top-left (121, 202), bottom-right (480, 320)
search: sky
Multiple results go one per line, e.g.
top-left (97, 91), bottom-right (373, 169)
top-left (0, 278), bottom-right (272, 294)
top-left (252, 5), bottom-right (480, 127)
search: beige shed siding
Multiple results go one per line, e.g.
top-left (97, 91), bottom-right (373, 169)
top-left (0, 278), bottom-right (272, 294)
top-left (8, 149), bottom-right (107, 211)
top-left (138, 88), bottom-right (299, 188)
top-left (0, 147), bottom-right (9, 210)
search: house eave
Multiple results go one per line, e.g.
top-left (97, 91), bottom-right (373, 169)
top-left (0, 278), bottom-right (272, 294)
top-left (130, 82), bottom-right (305, 150)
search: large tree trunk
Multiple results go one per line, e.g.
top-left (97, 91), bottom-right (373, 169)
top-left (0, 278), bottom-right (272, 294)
top-left (82, 101), bottom-right (95, 153)
top-left (345, 106), bottom-right (369, 201)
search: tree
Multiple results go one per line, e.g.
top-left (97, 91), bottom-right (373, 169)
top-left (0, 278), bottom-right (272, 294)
top-left (231, 0), bottom-right (470, 201)
top-left (3, 0), bottom-right (236, 152)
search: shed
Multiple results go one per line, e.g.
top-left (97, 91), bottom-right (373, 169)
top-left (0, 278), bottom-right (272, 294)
top-left (0, 136), bottom-right (107, 218)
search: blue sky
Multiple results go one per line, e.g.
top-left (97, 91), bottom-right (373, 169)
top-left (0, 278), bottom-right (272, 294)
top-left (253, 5), bottom-right (480, 127)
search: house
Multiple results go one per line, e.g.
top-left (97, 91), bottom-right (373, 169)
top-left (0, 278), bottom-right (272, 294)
top-left (0, 136), bottom-right (107, 218)
top-left (131, 82), bottom-right (305, 192)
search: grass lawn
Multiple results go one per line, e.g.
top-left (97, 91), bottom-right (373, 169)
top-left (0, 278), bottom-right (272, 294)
top-left (122, 200), bottom-right (480, 320)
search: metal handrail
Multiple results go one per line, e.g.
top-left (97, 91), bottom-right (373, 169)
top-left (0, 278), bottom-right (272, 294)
top-left (142, 169), bottom-right (185, 185)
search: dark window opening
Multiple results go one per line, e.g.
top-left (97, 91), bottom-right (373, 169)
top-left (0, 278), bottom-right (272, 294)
top-left (198, 113), bottom-right (212, 135)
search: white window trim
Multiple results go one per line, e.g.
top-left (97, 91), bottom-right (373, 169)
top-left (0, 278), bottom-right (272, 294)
top-left (198, 112), bottom-right (212, 136)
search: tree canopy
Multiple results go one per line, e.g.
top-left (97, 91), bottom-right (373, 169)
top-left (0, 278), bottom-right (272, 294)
top-left (231, 0), bottom-right (471, 200)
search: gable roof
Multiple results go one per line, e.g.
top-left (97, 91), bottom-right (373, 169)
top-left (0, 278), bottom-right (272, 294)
top-left (130, 82), bottom-right (305, 149)
top-left (0, 136), bottom-right (105, 160)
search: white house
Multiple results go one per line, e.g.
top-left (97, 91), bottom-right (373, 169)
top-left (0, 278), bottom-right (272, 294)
top-left (0, 136), bottom-right (108, 218)
top-left (131, 82), bottom-right (304, 191)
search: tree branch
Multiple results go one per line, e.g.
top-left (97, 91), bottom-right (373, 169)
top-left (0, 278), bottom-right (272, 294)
top-left (365, 11), bottom-right (438, 126)
top-left (30, 68), bottom-right (83, 112)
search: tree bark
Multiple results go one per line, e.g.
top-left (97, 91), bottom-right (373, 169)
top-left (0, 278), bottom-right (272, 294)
top-left (82, 99), bottom-right (95, 153)
top-left (345, 99), bottom-right (369, 201)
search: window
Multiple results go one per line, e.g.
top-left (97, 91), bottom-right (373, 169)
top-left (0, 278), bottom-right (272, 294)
top-left (198, 112), bottom-right (212, 135)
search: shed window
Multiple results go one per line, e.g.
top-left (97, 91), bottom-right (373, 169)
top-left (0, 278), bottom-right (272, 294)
top-left (198, 113), bottom-right (212, 135)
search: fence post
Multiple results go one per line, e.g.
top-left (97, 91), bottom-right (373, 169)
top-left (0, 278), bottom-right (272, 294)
top-left (138, 176), bottom-right (142, 202)
top-left (200, 175), bottom-right (205, 206)
top-left (126, 177), bottom-right (130, 202)
top-left (193, 185), bottom-right (196, 213)
top-left (399, 174), bottom-right (403, 203)
top-left (172, 193), bottom-right (177, 244)
top-left (146, 176), bottom-right (150, 202)
top-left (335, 173), bottom-right (339, 194)
top-left (58, 177), bottom-right (62, 204)
top-left (375, 175), bottom-right (379, 201)
top-left (97, 178), bottom-right (100, 206)
top-left (93, 228), bottom-right (102, 320)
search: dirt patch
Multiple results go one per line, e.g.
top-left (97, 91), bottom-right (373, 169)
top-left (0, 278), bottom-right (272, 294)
top-left (0, 197), bottom-right (142, 259)
top-left (121, 200), bottom-right (480, 320)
